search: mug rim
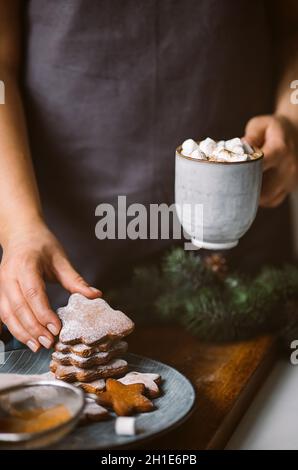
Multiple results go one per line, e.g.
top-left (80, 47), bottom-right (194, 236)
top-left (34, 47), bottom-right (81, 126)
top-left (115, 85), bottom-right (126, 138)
top-left (176, 143), bottom-right (263, 165)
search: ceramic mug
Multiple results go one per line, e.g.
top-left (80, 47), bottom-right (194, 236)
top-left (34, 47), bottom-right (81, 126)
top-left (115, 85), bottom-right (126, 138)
top-left (175, 143), bottom-right (263, 250)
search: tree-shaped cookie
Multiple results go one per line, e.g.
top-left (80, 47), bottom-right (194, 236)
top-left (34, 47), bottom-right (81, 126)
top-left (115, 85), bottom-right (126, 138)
top-left (97, 378), bottom-right (154, 416)
top-left (57, 294), bottom-right (134, 345)
top-left (50, 358), bottom-right (128, 382)
top-left (52, 341), bottom-right (128, 369)
top-left (55, 339), bottom-right (114, 356)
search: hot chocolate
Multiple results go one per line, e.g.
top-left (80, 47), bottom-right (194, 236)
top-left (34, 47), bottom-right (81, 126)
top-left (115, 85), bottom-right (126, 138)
top-left (181, 137), bottom-right (261, 163)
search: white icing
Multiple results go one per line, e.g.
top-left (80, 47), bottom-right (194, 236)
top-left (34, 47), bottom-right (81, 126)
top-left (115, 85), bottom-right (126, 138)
top-left (118, 371), bottom-right (160, 396)
top-left (50, 358), bottom-right (128, 382)
top-left (52, 341), bottom-right (127, 367)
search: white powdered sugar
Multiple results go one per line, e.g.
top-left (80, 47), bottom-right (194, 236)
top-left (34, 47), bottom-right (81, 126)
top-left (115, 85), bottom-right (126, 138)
top-left (76, 379), bottom-right (106, 394)
top-left (180, 137), bottom-right (260, 163)
top-left (50, 358), bottom-right (128, 382)
top-left (118, 371), bottom-right (161, 397)
top-left (57, 293), bottom-right (134, 346)
top-left (55, 339), bottom-right (114, 356)
top-left (81, 401), bottom-right (109, 422)
top-left (52, 341), bottom-right (128, 368)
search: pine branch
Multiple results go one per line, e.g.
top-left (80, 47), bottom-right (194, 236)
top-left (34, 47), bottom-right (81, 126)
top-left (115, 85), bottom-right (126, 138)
top-left (107, 247), bottom-right (298, 342)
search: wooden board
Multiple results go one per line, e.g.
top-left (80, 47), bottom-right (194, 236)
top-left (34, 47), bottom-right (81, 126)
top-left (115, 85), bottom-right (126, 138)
top-left (129, 325), bottom-right (277, 449)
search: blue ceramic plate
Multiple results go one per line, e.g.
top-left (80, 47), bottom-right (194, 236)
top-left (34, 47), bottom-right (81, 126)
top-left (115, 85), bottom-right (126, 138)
top-left (0, 349), bottom-right (195, 449)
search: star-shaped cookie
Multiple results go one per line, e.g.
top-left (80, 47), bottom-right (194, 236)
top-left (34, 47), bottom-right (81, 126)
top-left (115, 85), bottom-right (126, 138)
top-left (57, 294), bottom-right (134, 346)
top-left (50, 358), bottom-right (128, 383)
top-left (55, 339), bottom-right (114, 356)
top-left (52, 341), bottom-right (128, 369)
top-left (118, 371), bottom-right (161, 397)
top-left (96, 378), bottom-right (154, 416)
top-left (80, 400), bottom-right (109, 424)
top-left (75, 378), bottom-right (106, 395)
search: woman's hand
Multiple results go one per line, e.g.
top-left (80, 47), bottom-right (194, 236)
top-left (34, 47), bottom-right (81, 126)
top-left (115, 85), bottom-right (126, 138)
top-left (0, 222), bottom-right (101, 352)
top-left (244, 114), bottom-right (298, 207)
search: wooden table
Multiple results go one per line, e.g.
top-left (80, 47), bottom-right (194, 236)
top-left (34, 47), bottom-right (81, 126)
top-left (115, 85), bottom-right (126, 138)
top-left (129, 325), bottom-right (277, 449)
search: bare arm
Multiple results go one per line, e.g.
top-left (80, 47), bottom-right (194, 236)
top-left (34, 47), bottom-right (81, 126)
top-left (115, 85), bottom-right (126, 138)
top-left (0, 1), bottom-right (101, 351)
top-left (244, 0), bottom-right (298, 207)
top-left (0, 1), bottom-right (43, 240)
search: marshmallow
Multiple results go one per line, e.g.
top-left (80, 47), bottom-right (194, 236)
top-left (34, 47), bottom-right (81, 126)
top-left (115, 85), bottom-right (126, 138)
top-left (182, 136), bottom-right (255, 162)
top-left (216, 140), bottom-right (225, 150)
top-left (228, 154), bottom-right (248, 162)
top-left (190, 148), bottom-right (207, 160)
top-left (181, 139), bottom-right (198, 156)
top-left (242, 140), bottom-right (254, 155)
top-left (199, 137), bottom-right (217, 155)
top-left (232, 145), bottom-right (245, 155)
top-left (225, 138), bottom-right (245, 155)
top-left (212, 148), bottom-right (232, 161)
top-left (115, 417), bottom-right (136, 436)
top-left (225, 138), bottom-right (242, 151)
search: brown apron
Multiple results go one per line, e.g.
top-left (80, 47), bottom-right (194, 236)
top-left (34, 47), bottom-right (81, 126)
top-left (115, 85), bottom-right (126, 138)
top-left (21, 0), bottom-right (293, 309)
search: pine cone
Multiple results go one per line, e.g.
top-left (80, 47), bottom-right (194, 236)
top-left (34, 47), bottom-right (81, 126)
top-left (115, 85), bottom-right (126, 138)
top-left (204, 253), bottom-right (228, 279)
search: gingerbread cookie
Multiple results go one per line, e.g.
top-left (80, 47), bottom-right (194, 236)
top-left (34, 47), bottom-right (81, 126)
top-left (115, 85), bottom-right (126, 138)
top-left (74, 378), bottom-right (105, 394)
top-left (118, 371), bottom-right (161, 398)
top-left (57, 294), bottom-right (134, 346)
top-left (39, 371), bottom-right (105, 394)
top-left (96, 378), bottom-right (154, 416)
top-left (50, 358), bottom-right (128, 383)
top-left (55, 339), bottom-right (114, 357)
top-left (80, 401), bottom-right (109, 424)
top-left (52, 341), bottom-right (128, 369)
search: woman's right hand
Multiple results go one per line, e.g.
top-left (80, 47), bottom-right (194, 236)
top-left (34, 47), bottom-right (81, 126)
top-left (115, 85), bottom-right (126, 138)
top-left (0, 221), bottom-right (101, 351)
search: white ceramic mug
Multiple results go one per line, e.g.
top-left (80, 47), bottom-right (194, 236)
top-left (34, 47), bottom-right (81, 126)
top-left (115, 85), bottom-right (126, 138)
top-left (175, 143), bottom-right (263, 250)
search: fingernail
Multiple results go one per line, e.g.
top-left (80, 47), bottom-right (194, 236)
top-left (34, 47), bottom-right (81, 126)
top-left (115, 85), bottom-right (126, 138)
top-left (27, 340), bottom-right (39, 352)
top-left (38, 336), bottom-right (52, 349)
top-left (90, 287), bottom-right (102, 295)
top-left (47, 323), bottom-right (59, 336)
top-left (90, 287), bottom-right (101, 293)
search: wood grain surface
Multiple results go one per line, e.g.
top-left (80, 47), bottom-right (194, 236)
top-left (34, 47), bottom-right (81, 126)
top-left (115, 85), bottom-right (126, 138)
top-left (129, 325), bottom-right (277, 449)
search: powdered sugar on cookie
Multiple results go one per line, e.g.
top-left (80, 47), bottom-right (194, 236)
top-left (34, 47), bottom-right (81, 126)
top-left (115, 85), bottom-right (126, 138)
top-left (55, 339), bottom-right (115, 356)
top-left (50, 358), bottom-right (128, 383)
top-left (57, 294), bottom-right (134, 345)
top-left (52, 341), bottom-right (128, 368)
top-left (118, 371), bottom-right (161, 397)
top-left (75, 379), bottom-right (106, 394)
top-left (80, 401), bottom-right (109, 423)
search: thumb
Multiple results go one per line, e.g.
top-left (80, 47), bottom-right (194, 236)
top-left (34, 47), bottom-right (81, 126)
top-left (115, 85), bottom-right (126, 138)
top-left (53, 255), bottom-right (102, 298)
top-left (244, 115), bottom-right (271, 147)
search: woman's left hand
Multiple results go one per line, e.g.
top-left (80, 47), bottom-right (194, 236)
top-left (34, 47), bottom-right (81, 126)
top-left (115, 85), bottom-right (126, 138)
top-left (244, 114), bottom-right (298, 208)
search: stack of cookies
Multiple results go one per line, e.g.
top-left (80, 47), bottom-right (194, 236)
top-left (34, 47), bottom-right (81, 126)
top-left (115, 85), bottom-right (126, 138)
top-left (50, 293), bottom-right (134, 395)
